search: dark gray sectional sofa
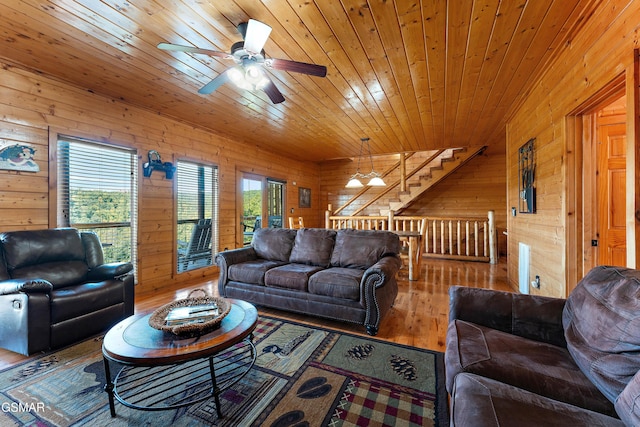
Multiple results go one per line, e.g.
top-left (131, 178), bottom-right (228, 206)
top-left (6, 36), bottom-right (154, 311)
top-left (215, 227), bottom-right (402, 335)
top-left (445, 265), bottom-right (640, 426)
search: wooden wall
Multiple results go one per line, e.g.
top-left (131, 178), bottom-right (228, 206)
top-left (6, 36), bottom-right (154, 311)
top-left (506, 0), bottom-right (640, 297)
top-left (318, 143), bottom-right (507, 256)
top-left (402, 143), bottom-right (507, 256)
top-left (0, 62), bottom-right (320, 294)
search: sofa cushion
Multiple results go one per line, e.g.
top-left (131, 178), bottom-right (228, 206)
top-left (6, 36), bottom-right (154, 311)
top-left (1, 228), bottom-right (89, 287)
top-left (50, 280), bottom-right (125, 323)
top-left (10, 261), bottom-right (90, 289)
top-left (308, 267), bottom-right (364, 301)
top-left (450, 373), bottom-right (625, 427)
top-left (252, 228), bottom-right (297, 262)
top-left (289, 228), bottom-right (336, 267)
top-left (330, 229), bottom-right (399, 269)
top-left (265, 263), bottom-right (323, 291)
top-left (228, 259), bottom-right (285, 286)
top-left (563, 265), bottom-right (640, 403)
top-left (445, 319), bottom-right (616, 416)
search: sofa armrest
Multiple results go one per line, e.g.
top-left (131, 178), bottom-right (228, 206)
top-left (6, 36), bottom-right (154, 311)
top-left (362, 255), bottom-right (403, 288)
top-left (216, 247), bottom-right (257, 267)
top-left (215, 247), bottom-right (258, 296)
top-left (360, 255), bottom-right (402, 335)
top-left (0, 279), bottom-right (53, 295)
top-left (449, 286), bottom-right (567, 347)
top-left (87, 262), bottom-right (134, 281)
top-left (615, 369), bottom-right (640, 426)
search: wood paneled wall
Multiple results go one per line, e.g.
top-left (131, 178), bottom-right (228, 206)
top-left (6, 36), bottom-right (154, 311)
top-left (0, 63), bottom-right (319, 293)
top-left (506, 0), bottom-right (640, 297)
top-left (318, 143), bottom-right (507, 256)
top-left (402, 143), bottom-right (508, 256)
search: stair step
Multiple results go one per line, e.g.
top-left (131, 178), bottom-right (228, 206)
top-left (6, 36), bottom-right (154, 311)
top-left (379, 145), bottom-right (486, 215)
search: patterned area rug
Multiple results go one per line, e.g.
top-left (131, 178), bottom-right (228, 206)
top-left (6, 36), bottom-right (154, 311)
top-left (0, 316), bottom-right (448, 426)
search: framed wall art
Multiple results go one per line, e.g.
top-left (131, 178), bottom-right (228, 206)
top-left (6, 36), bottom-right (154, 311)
top-left (298, 187), bottom-right (311, 208)
top-left (518, 138), bottom-right (535, 214)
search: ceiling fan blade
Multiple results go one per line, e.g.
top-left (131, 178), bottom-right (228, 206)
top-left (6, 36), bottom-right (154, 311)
top-left (267, 58), bottom-right (327, 77)
top-left (157, 42), bottom-right (229, 59)
top-left (243, 19), bottom-right (272, 54)
top-left (262, 76), bottom-right (285, 104)
top-left (198, 69), bottom-right (231, 94)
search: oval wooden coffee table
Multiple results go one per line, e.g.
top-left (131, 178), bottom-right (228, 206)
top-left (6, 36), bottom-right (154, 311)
top-left (102, 298), bottom-right (258, 418)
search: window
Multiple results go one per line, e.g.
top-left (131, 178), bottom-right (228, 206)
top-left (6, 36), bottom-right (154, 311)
top-left (176, 160), bottom-right (219, 272)
top-left (267, 178), bottom-right (285, 228)
top-left (56, 137), bottom-right (138, 266)
top-left (241, 175), bottom-right (285, 245)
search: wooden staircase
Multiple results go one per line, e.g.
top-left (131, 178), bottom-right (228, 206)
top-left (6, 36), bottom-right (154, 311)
top-left (380, 146), bottom-right (486, 216)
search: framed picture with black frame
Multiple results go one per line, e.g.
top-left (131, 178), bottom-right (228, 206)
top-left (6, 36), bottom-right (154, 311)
top-left (518, 138), bottom-right (536, 214)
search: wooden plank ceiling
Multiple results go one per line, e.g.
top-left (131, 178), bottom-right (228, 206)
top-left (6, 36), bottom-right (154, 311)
top-left (0, 0), bottom-right (599, 162)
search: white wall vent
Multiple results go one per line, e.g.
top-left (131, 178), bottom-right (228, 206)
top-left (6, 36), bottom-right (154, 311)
top-left (519, 242), bottom-right (530, 294)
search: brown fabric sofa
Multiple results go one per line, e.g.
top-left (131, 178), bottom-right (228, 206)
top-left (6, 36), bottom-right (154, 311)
top-left (216, 227), bottom-right (402, 335)
top-left (0, 228), bottom-right (135, 355)
top-left (445, 265), bottom-right (640, 426)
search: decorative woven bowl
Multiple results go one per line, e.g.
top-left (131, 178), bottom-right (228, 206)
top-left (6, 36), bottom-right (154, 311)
top-left (148, 289), bottom-right (231, 336)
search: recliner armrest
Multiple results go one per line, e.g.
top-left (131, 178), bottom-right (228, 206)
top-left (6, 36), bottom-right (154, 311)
top-left (0, 279), bottom-right (53, 295)
top-left (87, 262), bottom-right (134, 281)
top-left (449, 286), bottom-right (567, 347)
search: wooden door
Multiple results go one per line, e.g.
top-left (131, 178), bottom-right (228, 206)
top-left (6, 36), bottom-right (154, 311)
top-left (597, 120), bottom-right (627, 266)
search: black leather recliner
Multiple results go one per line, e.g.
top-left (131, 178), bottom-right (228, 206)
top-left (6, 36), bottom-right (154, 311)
top-left (0, 228), bottom-right (135, 355)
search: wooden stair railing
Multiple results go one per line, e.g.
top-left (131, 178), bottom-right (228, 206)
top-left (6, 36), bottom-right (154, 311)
top-left (325, 210), bottom-right (497, 264)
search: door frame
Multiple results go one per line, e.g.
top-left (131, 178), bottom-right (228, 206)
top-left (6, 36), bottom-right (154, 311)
top-left (565, 61), bottom-right (639, 295)
top-left (235, 170), bottom-right (287, 247)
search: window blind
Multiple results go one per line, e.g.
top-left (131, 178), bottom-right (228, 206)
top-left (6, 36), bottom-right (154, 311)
top-left (176, 160), bottom-right (219, 272)
top-left (57, 137), bottom-right (138, 266)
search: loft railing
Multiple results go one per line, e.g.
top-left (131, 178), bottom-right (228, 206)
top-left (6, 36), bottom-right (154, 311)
top-left (325, 210), bottom-right (497, 264)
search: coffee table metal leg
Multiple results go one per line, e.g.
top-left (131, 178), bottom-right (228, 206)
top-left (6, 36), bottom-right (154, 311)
top-left (102, 356), bottom-right (116, 417)
top-left (208, 356), bottom-right (223, 418)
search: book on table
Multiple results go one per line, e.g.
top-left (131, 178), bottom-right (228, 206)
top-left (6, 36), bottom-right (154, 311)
top-left (165, 303), bottom-right (220, 326)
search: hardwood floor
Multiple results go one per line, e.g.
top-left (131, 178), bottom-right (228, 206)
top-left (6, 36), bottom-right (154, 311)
top-left (0, 257), bottom-right (512, 370)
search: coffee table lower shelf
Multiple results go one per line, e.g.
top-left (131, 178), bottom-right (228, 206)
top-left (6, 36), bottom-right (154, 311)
top-left (103, 337), bottom-right (256, 417)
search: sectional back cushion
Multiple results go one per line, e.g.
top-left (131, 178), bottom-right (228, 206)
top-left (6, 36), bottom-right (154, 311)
top-left (563, 265), bottom-right (640, 403)
top-left (252, 228), bottom-right (298, 262)
top-left (330, 229), bottom-right (400, 269)
top-left (0, 228), bottom-right (89, 288)
top-left (289, 228), bottom-right (336, 267)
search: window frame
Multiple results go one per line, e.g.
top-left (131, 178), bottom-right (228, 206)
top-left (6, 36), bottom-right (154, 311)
top-left (175, 158), bottom-right (219, 273)
top-left (49, 131), bottom-right (138, 270)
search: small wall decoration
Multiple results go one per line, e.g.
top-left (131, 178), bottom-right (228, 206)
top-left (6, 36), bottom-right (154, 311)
top-left (142, 150), bottom-right (176, 179)
top-left (299, 187), bottom-right (311, 208)
top-left (0, 144), bottom-right (39, 172)
top-left (519, 138), bottom-right (536, 214)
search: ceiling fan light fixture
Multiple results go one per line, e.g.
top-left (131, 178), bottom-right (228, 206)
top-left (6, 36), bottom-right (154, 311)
top-left (228, 67), bottom-right (247, 87)
top-left (243, 19), bottom-right (272, 55)
top-left (244, 64), bottom-right (269, 89)
top-left (158, 18), bottom-right (326, 103)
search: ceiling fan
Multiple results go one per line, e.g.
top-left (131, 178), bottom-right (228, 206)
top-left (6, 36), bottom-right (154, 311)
top-left (158, 19), bottom-right (327, 104)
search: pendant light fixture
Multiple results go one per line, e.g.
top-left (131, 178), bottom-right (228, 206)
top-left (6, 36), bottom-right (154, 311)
top-left (345, 138), bottom-right (386, 188)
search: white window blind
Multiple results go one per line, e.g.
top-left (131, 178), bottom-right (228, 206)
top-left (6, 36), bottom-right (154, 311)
top-left (57, 137), bottom-right (138, 267)
top-left (176, 160), bottom-right (219, 272)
